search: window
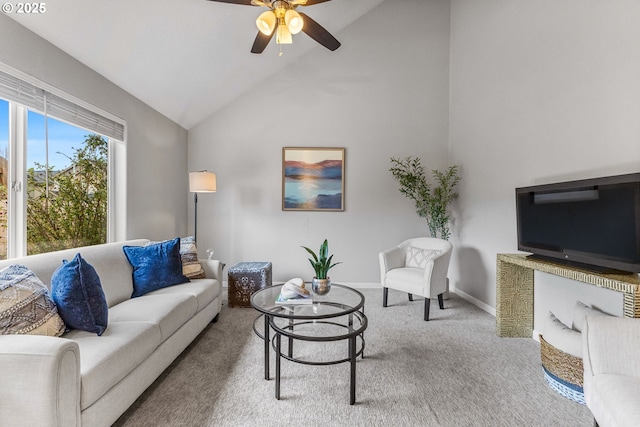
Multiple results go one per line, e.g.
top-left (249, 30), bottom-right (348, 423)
top-left (26, 112), bottom-right (109, 254)
top-left (0, 66), bottom-right (125, 258)
top-left (0, 99), bottom-right (8, 259)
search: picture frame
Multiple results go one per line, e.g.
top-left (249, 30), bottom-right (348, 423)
top-left (282, 147), bottom-right (345, 211)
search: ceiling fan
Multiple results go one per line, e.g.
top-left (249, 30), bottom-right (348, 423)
top-left (206, 0), bottom-right (341, 54)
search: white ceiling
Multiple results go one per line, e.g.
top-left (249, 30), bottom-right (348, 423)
top-left (8, 0), bottom-right (385, 129)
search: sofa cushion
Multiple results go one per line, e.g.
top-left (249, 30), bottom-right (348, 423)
top-left (51, 253), bottom-right (108, 336)
top-left (385, 267), bottom-right (424, 295)
top-left (591, 373), bottom-right (640, 427)
top-left (64, 321), bottom-right (161, 410)
top-left (123, 238), bottom-right (189, 298)
top-left (0, 240), bottom-right (148, 308)
top-left (108, 293), bottom-right (197, 341)
top-left (149, 278), bottom-right (220, 313)
top-left (0, 264), bottom-right (65, 336)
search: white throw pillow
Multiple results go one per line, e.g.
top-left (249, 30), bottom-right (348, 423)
top-left (543, 311), bottom-right (582, 358)
top-left (405, 247), bottom-right (441, 269)
top-left (572, 301), bottom-right (609, 333)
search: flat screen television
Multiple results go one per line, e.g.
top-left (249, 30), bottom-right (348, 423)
top-left (516, 173), bottom-right (640, 274)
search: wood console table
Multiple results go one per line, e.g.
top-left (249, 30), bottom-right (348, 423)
top-left (496, 254), bottom-right (640, 337)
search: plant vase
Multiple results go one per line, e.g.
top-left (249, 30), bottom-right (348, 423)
top-left (312, 277), bottom-right (331, 295)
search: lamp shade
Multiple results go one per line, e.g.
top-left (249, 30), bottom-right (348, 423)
top-left (285, 10), bottom-right (303, 34)
top-left (189, 171), bottom-right (217, 193)
top-left (256, 11), bottom-right (276, 35)
top-left (276, 23), bottom-right (292, 44)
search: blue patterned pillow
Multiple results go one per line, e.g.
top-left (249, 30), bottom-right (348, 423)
top-left (51, 253), bottom-right (108, 336)
top-left (123, 237), bottom-right (189, 298)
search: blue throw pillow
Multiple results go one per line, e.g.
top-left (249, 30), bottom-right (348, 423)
top-left (51, 253), bottom-right (108, 336)
top-left (123, 237), bottom-right (189, 298)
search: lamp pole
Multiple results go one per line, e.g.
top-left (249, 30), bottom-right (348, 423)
top-left (194, 192), bottom-right (199, 242)
top-left (189, 170), bottom-right (216, 245)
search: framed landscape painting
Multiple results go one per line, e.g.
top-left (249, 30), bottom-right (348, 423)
top-left (282, 147), bottom-right (345, 211)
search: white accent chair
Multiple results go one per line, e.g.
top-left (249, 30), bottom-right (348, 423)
top-left (582, 316), bottom-right (640, 427)
top-left (378, 237), bottom-right (453, 321)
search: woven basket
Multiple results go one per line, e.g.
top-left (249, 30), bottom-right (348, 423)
top-left (540, 335), bottom-right (585, 405)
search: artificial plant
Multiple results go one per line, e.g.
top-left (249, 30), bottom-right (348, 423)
top-left (389, 157), bottom-right (461, 240)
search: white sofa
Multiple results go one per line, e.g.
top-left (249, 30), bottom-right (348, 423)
top-left (582, 315), bottom-right (640, 427)
top-left (0, 239), bottom-right (223, 427)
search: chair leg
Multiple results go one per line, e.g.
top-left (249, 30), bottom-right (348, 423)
top-left (424, 298), bottom-right (431, 321)
top-left (408, 293), bottom-right (413, 301)
top-left (438, 293), bottom-right (444, 310)
top-left (383, 287), bottom-right (388, 307)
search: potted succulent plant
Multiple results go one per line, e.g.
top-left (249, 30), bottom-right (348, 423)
top-left (302, 239), bottom-right (341, 295)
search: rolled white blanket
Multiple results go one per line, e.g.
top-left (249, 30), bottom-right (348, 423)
top-left (281, 278), bottom-right (309, 298)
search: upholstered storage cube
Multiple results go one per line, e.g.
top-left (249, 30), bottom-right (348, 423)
top-left (228, 262), bottom-right (272, 308)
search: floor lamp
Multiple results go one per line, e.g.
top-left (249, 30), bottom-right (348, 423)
top-left (189, 171), bottom-right (216, 242)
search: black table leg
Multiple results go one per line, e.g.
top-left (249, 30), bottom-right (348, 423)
top-left (264, 314), bottom-right (270, 380)
top-left (275, 333), bottom-right (281, 400)
top-left (360, 309), bottom-right (365, 359)
top-left (288, 318), bottom-right (294, 358)
top-left (349, 335), bottom-right (356, 405)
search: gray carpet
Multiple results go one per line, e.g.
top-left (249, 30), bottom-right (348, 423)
top-left (113, 290), bottom-right (593, 427)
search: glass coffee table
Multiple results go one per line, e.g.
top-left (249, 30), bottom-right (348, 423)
top-left (251, 283), bottom-right (367, 405)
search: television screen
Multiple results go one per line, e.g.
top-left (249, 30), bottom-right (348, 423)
top-left (516, 173), bottom-right (640, 273)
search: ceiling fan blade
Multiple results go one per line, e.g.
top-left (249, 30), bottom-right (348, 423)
top-left (251, 30), bottom-right (275, 54)
top-left (206, 0), bottom-right (255, 5)
top-left (299, 0), bottom-right (333, 5)
top-left (298, 12), bottom-right (340, 51)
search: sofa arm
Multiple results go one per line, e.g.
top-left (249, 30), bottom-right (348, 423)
top-left (583, 316), bottom-right (640, 378)
top-left (0, 335), bottom-right (80, 427)
top-left (200, 259), bottom-right (225, 282)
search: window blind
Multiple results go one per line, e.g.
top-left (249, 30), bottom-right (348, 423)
top-left (0, 68), bottom-right (125, 141)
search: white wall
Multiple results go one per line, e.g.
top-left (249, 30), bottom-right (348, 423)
top-left (189, 0), bottom-right (451, 283)
top-left (5, 0), bottom-right (635, 328)
top-left (0, 13), bottom-right (188, 241)
top-left (449, 0), bottom-right (640, 329)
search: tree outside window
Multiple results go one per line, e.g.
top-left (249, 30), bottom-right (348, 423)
top-left (26, 134), bottom-right (108, 254)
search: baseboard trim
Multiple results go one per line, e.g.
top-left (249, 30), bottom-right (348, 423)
top-left (336, 282), bottom-right (381, 289)
top-left (453, 287), bottom-right (496, 317)
top-left (227, 281), bottom-right (499, 318)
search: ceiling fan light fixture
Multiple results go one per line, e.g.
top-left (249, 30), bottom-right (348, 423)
top-left (284, 9), bottom-right (303, 34)
top-left (256, 11), bottom-right (276, 35)
top-left (276, 22), bottom-right (292, 44)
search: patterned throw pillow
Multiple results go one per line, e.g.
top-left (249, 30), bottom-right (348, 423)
top-left (180, 236), bottom-right (205, 279)
top-left (51, 253), bottom-right (108, 336)
top-left (0, 264), bottom-right (66, 336)
top-left (405, 247), bottom-right (442, 269)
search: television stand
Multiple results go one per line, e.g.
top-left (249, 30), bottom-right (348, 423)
top-left (496, 253), bottom-right (640, 337)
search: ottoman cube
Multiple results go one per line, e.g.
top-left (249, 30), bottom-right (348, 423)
top-left (228, 262), bottom-right (272, 307)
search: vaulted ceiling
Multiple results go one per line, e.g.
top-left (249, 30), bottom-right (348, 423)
top-left (8, 0), bottom-right (385, 129)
